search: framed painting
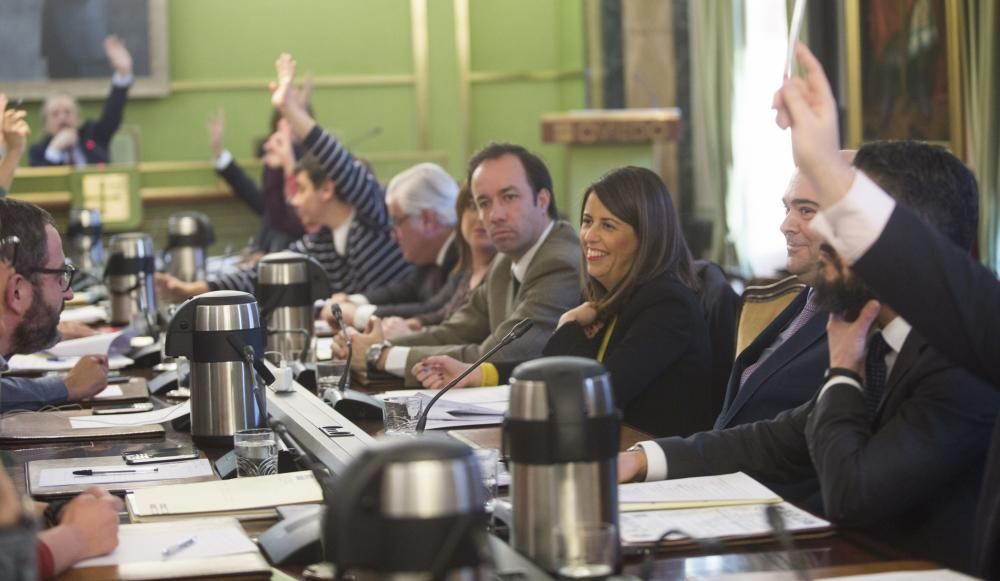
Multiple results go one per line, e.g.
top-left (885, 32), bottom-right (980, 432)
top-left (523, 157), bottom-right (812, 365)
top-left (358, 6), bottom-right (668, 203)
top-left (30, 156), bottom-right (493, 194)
top-left (844, 0), bottom-right (963, 157)
top-left (0, 0), bottom-right (168, 100)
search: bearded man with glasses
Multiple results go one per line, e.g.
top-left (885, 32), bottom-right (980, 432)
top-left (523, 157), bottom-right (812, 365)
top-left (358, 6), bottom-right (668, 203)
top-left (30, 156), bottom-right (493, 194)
top-left (0, 199), bottom-right (108, 412)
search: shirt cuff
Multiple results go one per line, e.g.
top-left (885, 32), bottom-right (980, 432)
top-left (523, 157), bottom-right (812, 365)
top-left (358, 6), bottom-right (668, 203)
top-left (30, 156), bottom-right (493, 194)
top-left (111, 71), bottom-right (134, 87)
top-left (44, 147), bottom-right (65, 165)
top-left (480, 363), bottom-right (500, 387)
top-left (818, 376), bottom-right (864, 399)
top-left (384, 346), bottom-right (410, 377)
top-left (348, 294), bottom-right (370, 305)
top-left (635, 440), bottom-right (668, 482)
top-left (353, 304), bottom-right (377, 330)
top-left (812, 171), bottom-right (896, 265)
top-left (214, 149), bottom-right (233, 170)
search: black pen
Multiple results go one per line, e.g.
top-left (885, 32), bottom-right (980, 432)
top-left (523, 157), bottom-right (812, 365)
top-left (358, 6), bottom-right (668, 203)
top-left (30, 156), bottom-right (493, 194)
top-left (72, 467), bottom-right (159, 476)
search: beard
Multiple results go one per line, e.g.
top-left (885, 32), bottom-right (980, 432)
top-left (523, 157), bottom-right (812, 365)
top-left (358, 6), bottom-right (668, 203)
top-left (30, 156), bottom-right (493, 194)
top-left (12, 283), bottom-right (62, 354)
top-left (812, 245), bottom-right (877, 322)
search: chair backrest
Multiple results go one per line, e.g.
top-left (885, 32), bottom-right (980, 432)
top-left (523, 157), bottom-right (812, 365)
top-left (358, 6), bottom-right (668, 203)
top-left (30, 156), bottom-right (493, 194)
top-left (109, 125), bottom-right (140, 165)
top-left (734, 275), bottom-right (807, 358)
top-left (693, 260), bottom-right (740, 419)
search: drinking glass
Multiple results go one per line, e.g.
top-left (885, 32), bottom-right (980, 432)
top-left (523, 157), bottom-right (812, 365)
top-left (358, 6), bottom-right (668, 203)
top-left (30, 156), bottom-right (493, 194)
top-left (234, 428), bottom-right (278, 477)
top-left (383, 395), bottom-right (424, 436)
top-left (553, 523), bottom-right (618, 579)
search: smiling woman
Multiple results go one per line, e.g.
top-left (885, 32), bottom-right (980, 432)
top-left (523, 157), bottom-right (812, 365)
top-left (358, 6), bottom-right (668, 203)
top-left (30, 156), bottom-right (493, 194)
top-left (415, 166), bottom-right (717, 438)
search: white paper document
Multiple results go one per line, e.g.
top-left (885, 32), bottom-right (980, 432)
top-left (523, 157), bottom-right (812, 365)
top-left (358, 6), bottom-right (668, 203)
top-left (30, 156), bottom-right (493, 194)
top-left (6, 353), bottom-right (134, 373)
top-left (92, 385), bottom-right (124, 399)
top-left (619, 502), bottom-right (829, 545)
top-left (73, 517), bottom-right (259, 568)
top-left (126, 471), bottom-right (322, 519)
top-left (37, 458), bottom-right (213, 488)
top-left (785, 0), bottom-right (808, 76)
top-left (45, 329), bottom-right (137, 358)
top-left (69, 401), bottom-right (190, 429)
top-left (59, 305), bottom-right (108, 324)
top-left (619, 472), bottom-right (782, 510)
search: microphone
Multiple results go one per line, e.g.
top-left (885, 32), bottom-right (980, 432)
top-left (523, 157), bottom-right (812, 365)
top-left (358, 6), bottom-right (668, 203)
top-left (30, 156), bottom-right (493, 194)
top-left (415, 319), bottom-right (533, 433)
top-left (329, 303), bottom-right (352, 392)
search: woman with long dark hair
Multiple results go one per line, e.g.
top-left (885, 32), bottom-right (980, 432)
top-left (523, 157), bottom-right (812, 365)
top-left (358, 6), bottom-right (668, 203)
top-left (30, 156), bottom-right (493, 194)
top-left (415, 166), bottom-right (714, 437)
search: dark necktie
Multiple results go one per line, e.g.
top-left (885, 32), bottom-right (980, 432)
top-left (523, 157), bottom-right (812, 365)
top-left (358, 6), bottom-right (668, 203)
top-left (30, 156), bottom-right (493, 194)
top-left (511, 275), bottom-right (520, 298)
top-left (864, 332), bottom-right (891, 418)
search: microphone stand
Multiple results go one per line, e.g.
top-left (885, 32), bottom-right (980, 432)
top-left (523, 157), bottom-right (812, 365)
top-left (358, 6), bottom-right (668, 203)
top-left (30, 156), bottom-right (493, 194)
top-left (415, 319), bottom-right (533, 434)
top-left (320, 304), bottom-right (385, 420)
top-left (331, 306), bottom-right (352, 392)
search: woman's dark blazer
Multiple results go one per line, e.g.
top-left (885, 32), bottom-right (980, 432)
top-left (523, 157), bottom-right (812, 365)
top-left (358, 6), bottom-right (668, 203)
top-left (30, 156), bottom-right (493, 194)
top-left (498, 271), bottom-right (715, 438)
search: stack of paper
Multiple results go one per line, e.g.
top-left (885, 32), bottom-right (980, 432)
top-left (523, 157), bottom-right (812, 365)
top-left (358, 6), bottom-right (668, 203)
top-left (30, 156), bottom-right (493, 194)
top-left (72, 517), bottom-right (270, 578)
top-left (126, 471), bottom-right (323, 522)
top-left (619, 502), bottom-right (830, 545)
top-left (619, 472), bottom-right (782, 512)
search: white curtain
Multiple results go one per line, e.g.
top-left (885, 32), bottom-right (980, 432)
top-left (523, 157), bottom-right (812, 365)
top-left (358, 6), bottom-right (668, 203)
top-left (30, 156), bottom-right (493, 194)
top-left (726, 0), bottom-right (797, 277)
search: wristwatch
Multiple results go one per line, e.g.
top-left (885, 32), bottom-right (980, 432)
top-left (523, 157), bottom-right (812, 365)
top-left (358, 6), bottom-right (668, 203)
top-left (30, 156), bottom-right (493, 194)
top-left (365, 341), bottom-right (391, 373)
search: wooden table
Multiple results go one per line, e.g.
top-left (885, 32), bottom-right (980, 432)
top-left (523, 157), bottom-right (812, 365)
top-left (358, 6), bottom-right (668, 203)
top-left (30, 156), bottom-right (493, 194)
top-left (2, 386), bottom-right (938, 580)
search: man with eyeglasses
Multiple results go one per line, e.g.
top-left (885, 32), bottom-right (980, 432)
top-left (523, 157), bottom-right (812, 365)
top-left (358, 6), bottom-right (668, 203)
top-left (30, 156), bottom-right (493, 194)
top-left (0, 230), bottom-right (121, 578)
top-left (0, 199), bottom-right (109, 412)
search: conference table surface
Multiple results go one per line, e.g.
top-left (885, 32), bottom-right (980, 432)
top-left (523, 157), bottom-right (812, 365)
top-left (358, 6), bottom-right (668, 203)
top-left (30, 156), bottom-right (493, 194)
top-left (1, 382), bottom-right (938, 580)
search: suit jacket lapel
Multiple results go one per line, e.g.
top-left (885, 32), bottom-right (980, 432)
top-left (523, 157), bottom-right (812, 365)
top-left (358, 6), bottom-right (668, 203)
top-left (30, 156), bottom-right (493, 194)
top-left (719, 296), bottom-right (827, 427)
top-left (717, 290), bottom-right (807, 427)
top-left (874, 331), bottom-right (925, 420)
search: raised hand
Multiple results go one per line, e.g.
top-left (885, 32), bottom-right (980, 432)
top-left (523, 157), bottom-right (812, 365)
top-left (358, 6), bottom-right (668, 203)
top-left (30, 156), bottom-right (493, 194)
top-left (772, 42), bottom-right (854, 206)
top-left (270, 53), bottom-right (297, 113)
top-left (2, 107), bottom-right (30, 154)
top-left (103, 35), bottom-right (133, 77)
top-left (207, 109), bottom-right (225, 158)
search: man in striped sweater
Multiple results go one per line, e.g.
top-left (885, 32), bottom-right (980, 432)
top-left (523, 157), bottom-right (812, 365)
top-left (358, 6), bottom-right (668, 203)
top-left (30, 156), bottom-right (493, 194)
top-left (155, 60), bottom-right (409, 302)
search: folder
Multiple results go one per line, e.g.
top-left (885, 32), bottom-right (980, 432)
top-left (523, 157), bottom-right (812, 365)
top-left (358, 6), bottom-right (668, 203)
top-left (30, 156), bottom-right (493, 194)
top-left (0, 409), bottom-right (164, 444)
top-left (125, 471), bottom-right (323, 523)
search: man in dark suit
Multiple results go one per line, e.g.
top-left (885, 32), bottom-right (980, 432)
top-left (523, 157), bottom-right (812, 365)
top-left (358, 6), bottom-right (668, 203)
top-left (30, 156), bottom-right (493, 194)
top-left (716, 171), bottom-right (834, 431)
top-left (775, 42), bottom-right (1000, 580)
top-left (619, 141), bottom-right (998, 574)
top-left (29, 36), bottom-right (133, 167)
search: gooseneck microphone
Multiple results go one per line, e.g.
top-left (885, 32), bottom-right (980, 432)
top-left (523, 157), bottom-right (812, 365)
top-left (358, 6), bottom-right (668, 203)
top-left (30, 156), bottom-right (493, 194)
top-left (415, 319), bottom-right (533, 433)
top-left (329, 303), bottom-right (352, 392)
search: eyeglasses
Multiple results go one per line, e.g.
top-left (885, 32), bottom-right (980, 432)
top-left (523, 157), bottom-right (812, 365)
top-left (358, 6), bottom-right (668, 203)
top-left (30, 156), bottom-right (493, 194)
top-left (0, 235), bottom-right (19, 266)
top-left (26, 263), bottom-right (77, 292)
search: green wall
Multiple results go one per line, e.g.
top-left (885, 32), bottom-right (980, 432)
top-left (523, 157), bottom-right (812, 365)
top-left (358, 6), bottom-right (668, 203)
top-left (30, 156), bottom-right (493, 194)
top-left (15, 0), bottom-right (586, 252)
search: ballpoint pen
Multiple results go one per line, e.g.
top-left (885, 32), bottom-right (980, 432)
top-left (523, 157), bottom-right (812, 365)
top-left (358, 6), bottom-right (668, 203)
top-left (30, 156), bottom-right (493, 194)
top-left (72, 467), bottom-right (159, 476)
top-left (162, 536), bottom-right (196, 559)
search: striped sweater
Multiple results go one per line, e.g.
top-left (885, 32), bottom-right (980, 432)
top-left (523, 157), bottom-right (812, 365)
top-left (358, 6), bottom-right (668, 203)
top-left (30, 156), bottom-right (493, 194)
top-left (209, 125), bottom-right (410, 295)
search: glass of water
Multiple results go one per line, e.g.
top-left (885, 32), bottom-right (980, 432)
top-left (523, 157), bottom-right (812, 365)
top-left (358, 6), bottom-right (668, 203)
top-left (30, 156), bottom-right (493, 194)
top-left (383, 395), bottom-right (424, 436)
top-left (553, 523), bottom-right (618, 579)
top-left (473, 448), bottom-right (499, 513)
top-left (316, 359), bottom-right (348, 392)
top-left (233, 428), bottom-right (278, 477)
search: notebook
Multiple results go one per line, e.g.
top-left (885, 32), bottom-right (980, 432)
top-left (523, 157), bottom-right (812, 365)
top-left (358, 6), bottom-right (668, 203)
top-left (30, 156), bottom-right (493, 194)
top-left (28, 456), bottom-right (215, 499)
